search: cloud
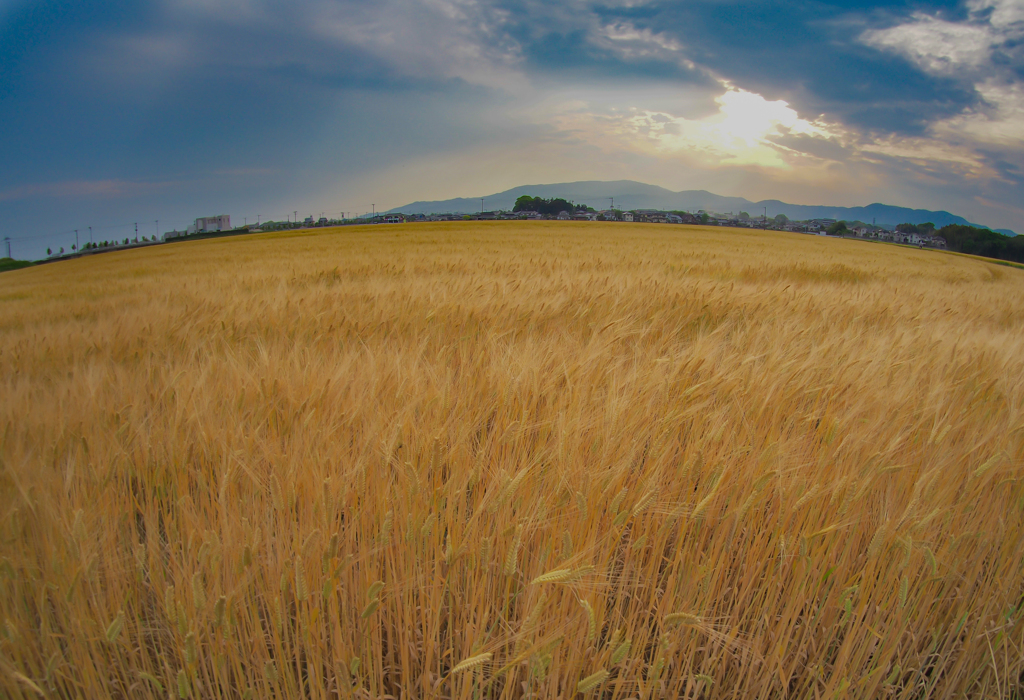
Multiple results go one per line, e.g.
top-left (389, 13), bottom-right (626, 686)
top-left (860, 0), bottom-right (1024, 81)
top-left (861, 14), bottom-right (994, 74)
top-left (855, 0), bottom-right (1024, 187)
top-left (2, 0), bottom-right (1023, 242)
top-left (542, 84), bottom-right (843, 170)
top-left (968, 0), bottom-right (1024, 28)
top-left (152, 0), bottom-right (530, 91)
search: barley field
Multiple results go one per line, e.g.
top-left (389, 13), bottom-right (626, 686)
top-left (1, 221), bottom-right (1023, 699)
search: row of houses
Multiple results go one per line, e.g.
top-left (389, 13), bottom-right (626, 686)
top-left (853, 229), bottom-right (947, 247)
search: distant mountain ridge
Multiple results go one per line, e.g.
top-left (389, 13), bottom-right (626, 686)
top-left (390, 180), bottom-right (1016, 236)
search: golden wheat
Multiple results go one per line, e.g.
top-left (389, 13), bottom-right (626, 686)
top-left (0, 221), bottom-right (1023, 698)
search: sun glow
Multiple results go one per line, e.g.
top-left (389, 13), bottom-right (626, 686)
top-left (626, 86), bottom-right (836, 167)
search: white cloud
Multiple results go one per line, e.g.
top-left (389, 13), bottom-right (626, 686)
top-left (967, 0), bottom-right (1024, 29)
top-left (546, 85), bottom-right (841, 169)
top-left (933, 79), bottom-right (1024, 148)
top-left (860, 0), bottom-right (1024, 76)
top-left (860, 14), bottom-right (994, 74)
top-left (856, 0), bottom-right (1024, 186)
top-left (598, 22), bottom-right (688, 62)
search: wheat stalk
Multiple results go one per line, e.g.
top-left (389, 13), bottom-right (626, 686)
top-left (530, 564), bottom-right (594, 585)
top-left (576, 669), bottom-right (609, 693)
top-left (451, 652), bottom-right (492, 673)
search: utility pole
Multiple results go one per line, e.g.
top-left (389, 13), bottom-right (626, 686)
top-left (134, 222), bottom-right (138, 242)
top-left (763, 206), bottom-right (767, 230)
top-left (4, 237), bottom-right (10, 259)
top-left (155, 220), bottom-right (159, 239)
top-left (481, 198), bottom-right (484, 214)
top-left (74, 229), bottom-right (79, 251)
top-left (372, 204), bottom-right (375, 221)
top-left (294, 211), bottom-right (298, 228)
top-left (88, 226), bottom-right (93, 245)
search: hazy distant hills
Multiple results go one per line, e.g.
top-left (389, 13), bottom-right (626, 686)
top-left (391, 180), bottom-right (1016, 236)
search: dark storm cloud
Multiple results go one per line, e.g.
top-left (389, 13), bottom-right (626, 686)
top-left (486, 0), bottom-right (987, 134)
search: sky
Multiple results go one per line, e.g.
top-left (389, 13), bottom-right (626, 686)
top-left (2, 0), bottom-right (1023, 257)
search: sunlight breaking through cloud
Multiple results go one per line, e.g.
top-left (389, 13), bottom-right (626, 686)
top-left (571, 86), bottom-right (840, 168)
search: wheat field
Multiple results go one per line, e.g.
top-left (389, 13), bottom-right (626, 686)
top-left (1, 221), bottom-right (1023, 699)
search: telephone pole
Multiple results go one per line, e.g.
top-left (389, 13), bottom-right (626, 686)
top-left (74, 229), bottom-right (79, 251)
top-left (294, 211), bottom-right (298, 228)
top-left (88, 226), bottom-right (93, 245)
top-left (3, 237), bottom-right (10, 258)
top-left (481, 198), bottom-right (484, 214)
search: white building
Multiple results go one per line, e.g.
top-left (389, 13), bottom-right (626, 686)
top-left (194, 215), bottom-right (230, 233)
top-left (622, 212), bottom-right (634, 222)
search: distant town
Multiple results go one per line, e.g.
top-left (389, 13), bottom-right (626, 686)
top-left (55, 208), bottom-right (948, 252)
top-left (12, 195), bottom-right (1024, 271)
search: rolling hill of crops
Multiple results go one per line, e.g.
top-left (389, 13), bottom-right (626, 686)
top-left (1, 222), bottom-right (1023, 698)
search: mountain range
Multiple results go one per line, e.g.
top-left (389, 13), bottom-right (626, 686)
top-left (391, 180), bottom-right (1016, 236)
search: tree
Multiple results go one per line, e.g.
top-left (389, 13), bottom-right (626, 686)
top-left (738, 212), bottom-right (750, 221)
top-left (514, 195), bottom-right (576, 216)
top-left (827, 221), bottom-right (849, 236)
top-left (774, 214), bottom-right (789, 224)
top-left (47, 248), bottom-right (52, 256)
top-left (937, 224), bottom-right (1024, 262)
top-left (514, 195), bottom-right (537, 212)
top-left (699, 212), bottom-right (709, 224)
top-left (59, 247), bottom-right (64, 254)
top-left (896, 223), bottom-right (918, 234)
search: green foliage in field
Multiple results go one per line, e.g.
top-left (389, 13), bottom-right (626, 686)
top-left (0, 257), bottom-right (34, 273)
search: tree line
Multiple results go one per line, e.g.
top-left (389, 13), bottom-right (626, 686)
top-left (891, 222), bottom-right (1023, 263)
top-left (513, 196), bottom-right (588, 216)
top-left (932, 225), bottom-right (1024, 263)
